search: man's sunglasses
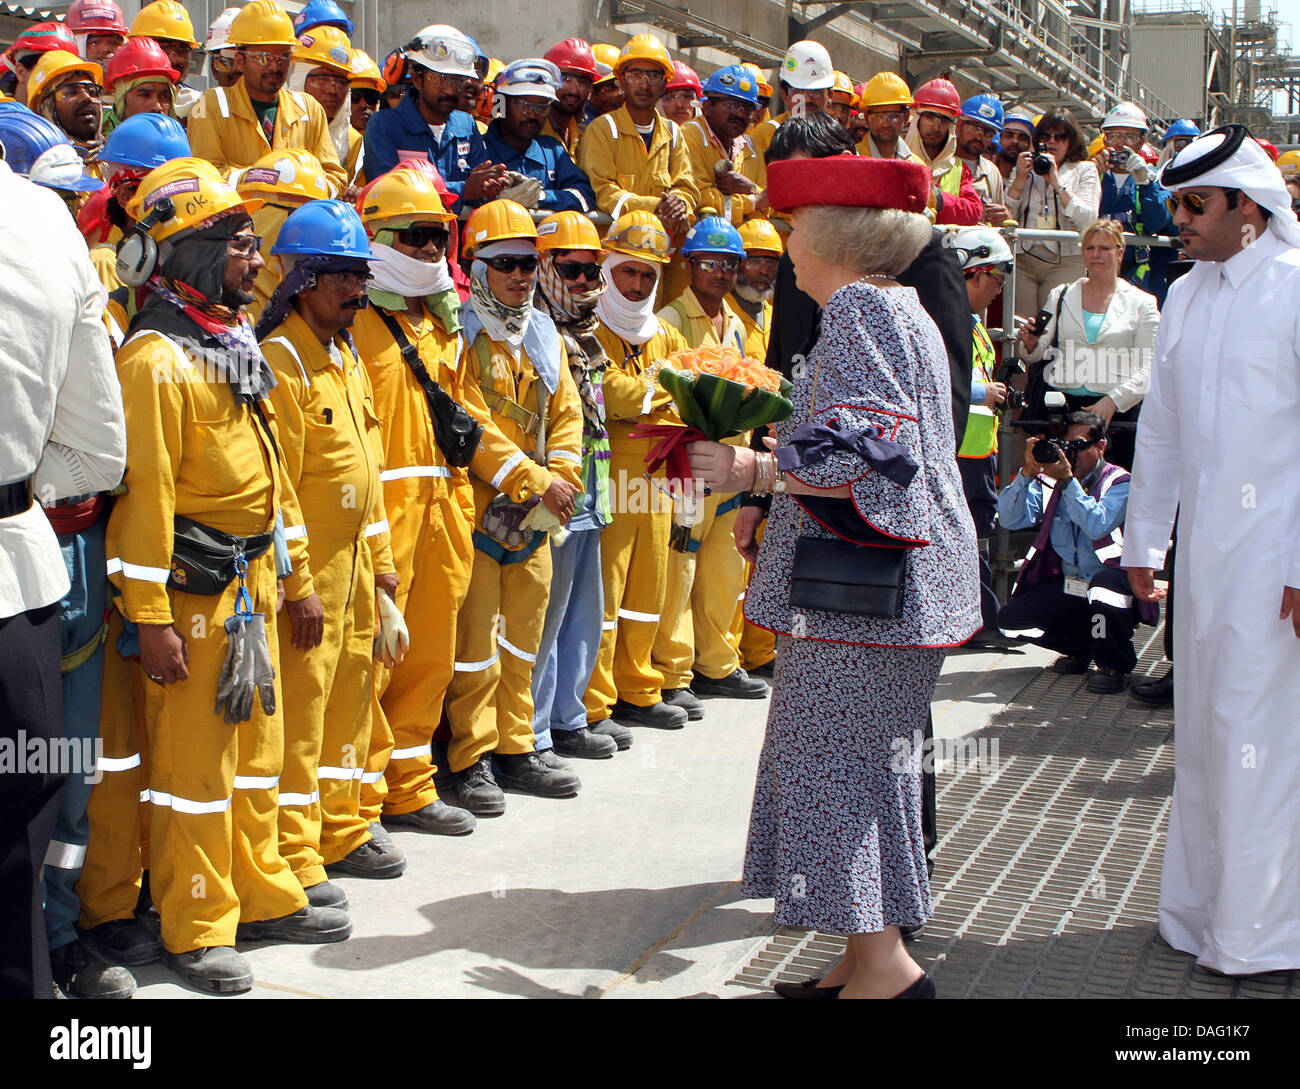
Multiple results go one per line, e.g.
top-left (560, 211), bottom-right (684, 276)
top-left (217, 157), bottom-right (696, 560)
top-left (692, 257), bottom-right (739, 273)
top-left (483, 255), bottom-right (538, 274)
top-left (240, 49), bottom-right (291, 68)
top-left (351, 88), bottom-right (381, 107)
top-left (554, 260), bottom-right (600, 282)
top-left (397, 225), bottom-right (449, 249)
top-left (1165, 190), bottom-right (1233, 216)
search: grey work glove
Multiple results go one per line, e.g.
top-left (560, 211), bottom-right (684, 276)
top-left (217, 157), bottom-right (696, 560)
top-left (1124, 150), bottom-right (1153, 186)
top-left (214, 614), bottom-right (250, 723)
top-left (498, 172), bottom-right (543, 208)
top-left (245, 612), bottom-right (276, 716)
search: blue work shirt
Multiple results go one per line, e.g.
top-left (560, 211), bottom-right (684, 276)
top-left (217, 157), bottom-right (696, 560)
top-left (363, 89), bottom-right (488, 196)
top-left (479, 121), bottom-right (597, 214)
top-left (997, 465), bottom-right (1129, 581)
top-left (1099, 170), bottom-right (1176, 307)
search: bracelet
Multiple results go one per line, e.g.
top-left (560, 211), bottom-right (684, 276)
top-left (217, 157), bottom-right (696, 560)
top-left (751, 451), bottom-right (784, 496)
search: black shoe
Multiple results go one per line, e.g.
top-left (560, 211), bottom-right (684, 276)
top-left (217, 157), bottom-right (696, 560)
top-left (552, 726), bottom-right (618, 759)
top-left (691, 667), bottom-right (769, 699)
top-left (383, 799), bottom-right (476, 837)
top-left (79, 917), bottom-right (161, 967)
top-left (1086, 666), bottom-right (1129, 694)
top-left (900, 922), bottom-right (924, 941)
top-left (746, 659), bottom-right (775, 678)
top-left (327, 834), bottom-right (408, 878)
top-left (237, 905), bottom-right (352, 945)
top-left (611, 699), bottom-right (688, 730)
top-left (162, 946), bottom-right (253, 995)
top-left (589, 719), bottom-right (634, 750)
top-left (304, 880), bottom-right (349, 910)
top-left (453, 755), bottom-right (507, 816)
top-left (51, 940), bottom-right (136, 1000)
top-left (773, 976), bottom-right (843, 1000)
top-left (965, 627), bottom-right (1016, 651)
top-left (661, 686), bottom-right (705, 720)
top-left (892, 971), bottom-right (936, 999)
top-left (1130, 668), bottom-right (1173, 705)
top-left (495, 751), bottom-right (581, 798)
top-left (367, 821), bottom-right (395, 849)
top-left (1052, 654), bottom-right (1091, 675)
top-left (536, 748), bottom-right (573, 770)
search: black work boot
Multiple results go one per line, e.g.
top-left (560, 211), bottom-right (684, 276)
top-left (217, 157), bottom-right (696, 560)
top-left (304, 881), bottom-right (349, 910)
top-left (383, 799), bottom-right (476, 836)
top-left (1130, 668), bottom-right (1173, 705)
top-left (611, 699), bottom-right (688, 730)
top-left (494, 751), bottom-right (581, 798)
top-left (589, 719), bottom-right (634, 750)
top-left (163, 946), bottom-right (253, 995)
top-left (1052, 654), bottom-right (1091, 675)
top-left (691, 667), bottom-right (769, 699)
top-left (79, 917), bottom-right (161, 967)
top-left (237, 905), bottom-right (352, 944)
top-left (552, 726), bottom-right (618, 759)
top-left (661, 687), bottom-right (705, 720)
top-left (327, 835), bottom-right (408, 878)
top-left (453, 755), bottom-right (507, 816)
top-left (1086, 666), bottom-right (1129, 694)
top-left (51, 939), bottom-right (136, 999)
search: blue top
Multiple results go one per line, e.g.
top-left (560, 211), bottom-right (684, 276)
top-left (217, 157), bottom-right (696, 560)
top-left (1081, 308), bottom-right (1105, 343)
top-left (1099, 170), bottom-right (1176, 307)
top-left (996, 467), bottom-right (1129, 580)
top-left (479, 121), bottom-right (596, 214)
top-left (362, 90), bottom-right (488, 196)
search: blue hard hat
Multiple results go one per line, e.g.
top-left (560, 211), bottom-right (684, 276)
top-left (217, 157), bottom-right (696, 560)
top-left (1163, 118), bottom-right (1200, 146)
top-left (0, 104), bottom-right (103, 192)
top-left (272, 199), bottom-right (373, 259)
top-left (293, 0), bottom-right (354, 37)
top-left (680, 215), bottom-right (745, 258)
top-left (101, 112), bottom-right (190, 173)
top-left (701, 64), bottom-right (760, 107)
top-left (961, 94), bottom-right (1004, 133)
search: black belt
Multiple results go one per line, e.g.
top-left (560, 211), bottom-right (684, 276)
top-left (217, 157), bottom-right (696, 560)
top-left (0, 477), bottom-right (34, 519)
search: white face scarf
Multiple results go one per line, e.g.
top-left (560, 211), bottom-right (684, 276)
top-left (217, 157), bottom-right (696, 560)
top-left (595, 254), bottom-right (660, 345)
top-left (369, 241), bottom-right (455, 298)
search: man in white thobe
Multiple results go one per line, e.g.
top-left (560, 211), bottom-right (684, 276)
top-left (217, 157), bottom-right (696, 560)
top-left (1123, 125), bottom-right (1300, 975)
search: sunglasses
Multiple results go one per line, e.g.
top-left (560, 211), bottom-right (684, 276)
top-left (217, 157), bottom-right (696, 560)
top-left (1040, 131), bottom-right (1069, 142)
top-left (554, 260), bottom-right (601, 282)
top-left (397, 224), bottom-right (449, 249)
top-left (351, 88), bottom-right (381, 106)
top-left (318, 269), bottom-right (373, 288)
top-left (692, 257), bottom-right (739, 273)
top-left (240, 49), bottom-right (291, 68)
top-left (1165, 190), bottom-right (1231, 216)
top-left (483, 254), bottom-right (538, 274)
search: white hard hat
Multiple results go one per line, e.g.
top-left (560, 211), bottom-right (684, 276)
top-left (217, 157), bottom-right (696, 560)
top-left (205, 7), bottom-right (241, 52)
top-left (952, 226), bottom-right (1013, 271)
top-left (405, 24), bottom-right (479, 78)
top-left (1101, 101), bottom-right (1149, 131)
top-left (495, 58), bottom-right (560, 101)
top-left (780, 40), bottom-right (834, 91)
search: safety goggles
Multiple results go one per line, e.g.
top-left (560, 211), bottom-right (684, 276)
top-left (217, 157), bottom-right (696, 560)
top-left (741, 255), bottom-right (780, 273)
top-left (54, 81), bottom-right (102, 102)
top-left (867, 109), bottom-right (908, 122)
top-left (691, 257), bottom-right (739, 273)
top-left (240, 49), bottom-right (291, 68)
top-left (661, 89), bottom-right (696, 103)
top-left (396, 224), bottom-right (449, 250)
top-left (554, 260), bottom-right (601, 282)
top-left (318, 269), bottom-right (373, 288)
top-left (508, 98), bottom-right (551, 117)
top-left (1164, 189), bottom-right (1232, 216)
top-left (210, 234), bottom-right (264, 256)
top-left (350, 88), bottom-right (381, 107)
top-left (483, 254), bottom-right (538, 274)
top-left (305, 72), bottom-right (350, 91)
top-left (622, 67), bottom-right (665, 84)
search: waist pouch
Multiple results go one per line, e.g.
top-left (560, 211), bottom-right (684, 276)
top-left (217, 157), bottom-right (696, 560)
top-left (479, 493), bottom-right (539, 552)
top-left (44, 493), bottom-right (108, 535)
top-left (789, 535), bottom-right (908, 619)
top-left (168, 515), bottom-right (272, 596)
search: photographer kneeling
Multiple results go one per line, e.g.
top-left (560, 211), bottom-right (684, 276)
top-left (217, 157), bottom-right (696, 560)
top-left (996, 410), bottom-right (1152, 693)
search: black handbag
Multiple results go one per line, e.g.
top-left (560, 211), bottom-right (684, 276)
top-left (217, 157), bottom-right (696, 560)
top-left (168, 516), bottom-right (273, 596)
top-left (789, 534), bottom-right (908, 618)
top-left (375, 309), bottom-right (483, 468)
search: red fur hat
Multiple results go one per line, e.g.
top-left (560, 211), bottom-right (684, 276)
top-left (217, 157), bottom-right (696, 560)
top-left (766, 156), bottom-right (931, 214)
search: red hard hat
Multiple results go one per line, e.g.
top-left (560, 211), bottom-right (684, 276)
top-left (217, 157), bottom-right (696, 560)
top-left (913, 77), bottom-right (961, 117)
top-left (66, 0), bottom-right (130, 36)
top-left (105, 36), bottom-right (179, 92)
top-left (1255, 137), bottom-right (1279, 161)
top-left (666, 60), bottom-right (702, 96)
top-left (6, 21), bottom-right (79, 65)
top-left (544, 37), bottom-right (599, 81)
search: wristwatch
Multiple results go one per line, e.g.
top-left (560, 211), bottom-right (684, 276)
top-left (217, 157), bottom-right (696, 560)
top-left (773, 469), bottom-right (787, 495)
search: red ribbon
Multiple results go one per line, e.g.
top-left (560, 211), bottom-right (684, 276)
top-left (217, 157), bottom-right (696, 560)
top-left (627, 422), bottom-right (707, 486)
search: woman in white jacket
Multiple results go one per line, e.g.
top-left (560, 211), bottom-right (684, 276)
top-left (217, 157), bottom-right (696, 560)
top-left (1017, 219), bottom-right (1159, 468)
top-left (1007, 109), bottom-right (1101, 313)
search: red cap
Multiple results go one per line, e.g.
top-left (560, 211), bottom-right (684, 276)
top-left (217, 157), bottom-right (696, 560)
top-left (913, 77), bottom-right (961, 118)
top-left (767, 156), bottom-right (931, 215)
top-left (105, 36), bottom-right (179, 92)
top-left (544, 37), bottom-right (599, 81)
top-left (666, 60), bottom-right (701, 95)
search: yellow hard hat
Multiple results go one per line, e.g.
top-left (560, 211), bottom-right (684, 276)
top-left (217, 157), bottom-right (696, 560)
top-left (614, 33), bottom-right (673, 80)
top-left (860, 71), bottom-right (912, 110)
top-left (1277, 148), bottom-right (1300, 175)
top-left (591, 43), bottom-right (620, 85)
top-left (1088, 134), bottom-right (1104, 159)
top-left (536, 210), bottom-right (602, 254)
top-left (463, 199), bottom-right (537, 256)
top-left (741, 63), bottom-right (772, 99)
top-left (348, 49), bottom-right (385, 92)
top-left (228, 1), bottom-right (298, 49)
top-left (294, 24), bottom-right (352, 74)
top-left (236, 148), bottom-right (331, 205)
top-left (357, 166), bottom-right (455, 229)
top-left (831, 70), bottom-right (855, 105)
top-left (129, 1), bottom-right (199, 49)
top-left (602, 210), bottom-right (671, 264)
top-left (27, 52), bottom-right (102, 108)
top-left (737, 217), bottom-right (784, 256)
top-left (127, 157), bottom-right (262, 241)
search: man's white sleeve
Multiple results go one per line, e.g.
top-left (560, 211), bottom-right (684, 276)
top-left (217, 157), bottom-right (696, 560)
top-left (1120, 311), bottom-right (1180, 570)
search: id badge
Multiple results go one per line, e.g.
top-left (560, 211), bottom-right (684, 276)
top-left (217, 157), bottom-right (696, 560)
top-left (1063, 576), bottom-right (1089, 599)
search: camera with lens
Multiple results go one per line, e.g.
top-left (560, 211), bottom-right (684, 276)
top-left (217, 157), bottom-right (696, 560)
top-left (1025, 392), bottom-right (1084, 465)
top-left (1107, 146), bottom-right (1129, 170)
top-left (1032, 144), bottom-right (1054, 176)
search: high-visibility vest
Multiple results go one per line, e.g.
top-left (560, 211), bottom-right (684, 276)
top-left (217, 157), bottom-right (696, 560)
top-left (958, 318), bottom-right (998, 459)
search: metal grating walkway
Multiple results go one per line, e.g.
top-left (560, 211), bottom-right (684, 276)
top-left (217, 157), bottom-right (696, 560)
top-left (729, 623), bottom-right (1299, 999)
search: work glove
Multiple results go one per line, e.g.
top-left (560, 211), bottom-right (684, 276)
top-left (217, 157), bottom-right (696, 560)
top-left (272, 510), bottom-right (292, 579)
top-left (214, 614), bottom-right (251, 723)
top-left (245, 613), bottom-right (276, 716)
top-left (498, 172), bottom-right (543, 208)
top-left (1124, 151), bottom-right (1153, 185)
top-left (521, 500), bottom-right (571, 546)
top-left (374, 591), bottom-right (410, 668)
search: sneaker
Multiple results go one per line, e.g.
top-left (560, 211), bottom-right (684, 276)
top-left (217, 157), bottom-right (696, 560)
top-left (79, 917), bottom-right (161, 967)
top-left (1052, 655), bottom-right (1091, 675)
top-left (237, 905), bottom-right (352, 945)
top-left (536, 747), bottom-right (573, 770)
top-left (552, 726), bottom-right (618, 760)
top-left (304, 880), bottom-right (349, 910)
top-left (495, 751), bottom-right (581, 798)
top-left (383, 799), bottom-right (476, 837)
top-left (326, 835), bottom-right (408, 879)
top-left (661, 687), bottom-right (705, 720)
top-left (1086, 666), bottom-right (1129, 694)
top-left (691, 667), bottom-right (769, 699)
top-left (162, 946), bottom-right (253, 995)
top-left (611, 699), bottom-right (688, 730)
top-left (453, 755), bottom-right (507, 817)
top-left (589, 719), bottom-right (634, 751)
top-left (51, 940), bottom-right (135, 1000)
top-left (1130, 668), bottom-right (1173, 706)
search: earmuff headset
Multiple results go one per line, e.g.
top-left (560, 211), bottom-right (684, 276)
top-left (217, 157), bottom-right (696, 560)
top-left (115, 196), bottom-right (175, 287)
